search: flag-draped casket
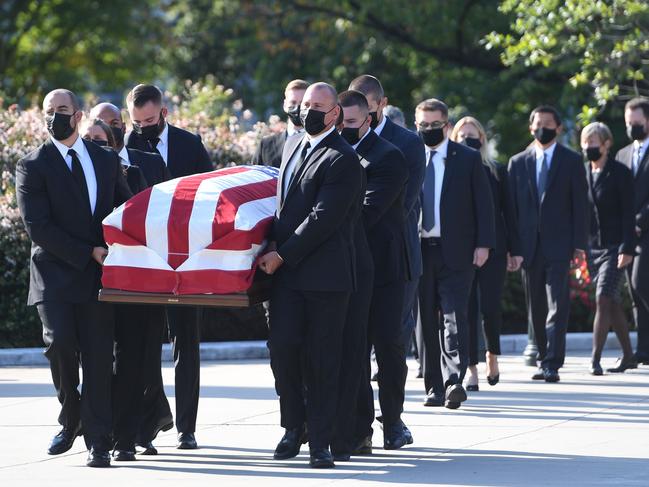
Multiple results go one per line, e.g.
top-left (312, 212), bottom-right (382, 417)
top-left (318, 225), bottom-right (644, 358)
top-left (102, 165), bottom-right (278, 295)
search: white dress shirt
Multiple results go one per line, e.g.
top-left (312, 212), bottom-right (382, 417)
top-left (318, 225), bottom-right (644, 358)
top-left (51, 136), bottom-right (97, 214)
top-left (283, 125), bottom-right (335, 195)
top-left (352, 128), bottom-right (371, 150)
top-left (152, 122), bottom-right (169, 165)
top-left (373, 114), bottom-right (387, 136)
top-left (633, 138), bottom-right (649, 174)
top-left (420, 137), bottom-right (448, 238)
top-left (287, 123), bottom-right (304, 137)
top-left (534, 142), bottom-right (556, 182)
top-left (118, 146), bottom-right (131, 167)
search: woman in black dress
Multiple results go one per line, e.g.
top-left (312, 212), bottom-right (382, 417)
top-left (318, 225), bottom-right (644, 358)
top-left (450, 117), bottom-right (519, 390)
top-left (580, 122), bottom-right (637, 375)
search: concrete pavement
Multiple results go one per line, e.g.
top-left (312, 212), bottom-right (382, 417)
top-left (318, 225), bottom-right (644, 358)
top-left (0, 352), bottom-right (648, 486)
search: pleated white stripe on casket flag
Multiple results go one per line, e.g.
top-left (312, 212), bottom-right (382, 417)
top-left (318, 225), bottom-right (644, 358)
top-left (102, 165), bottom-right (279, 295)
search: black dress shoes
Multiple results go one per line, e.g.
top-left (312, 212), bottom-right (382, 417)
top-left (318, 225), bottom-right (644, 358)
top-left (137, 441), bottom-right (158, 455)
top-left (532, 368), bottom-right (560, 382)
top-left (352, 435), bottom-right (372, 455)
top-left (177, 432), bottom-right (198, 450)
top-left (607, 357), bottom-right (638, 373)
top-left (112, 449), bottom-right (136, 461)
top-left (309, 448), bottom-right (335, 468)
top-left (273, 426), bottom-right (307, 460)
top-left (86, 447), bottom-right (111, 468)
top-left (332, 451), bottom-right (351, 462)
top-left (590, 361), bottom-right (604, 376)
top-left (466, 384), bottom-right (479, 392)
top-left (48, 427), bottom-right (81, 455)
top-left (383, 423), bottom-right (408, 450)
top-left (445, 384), bottom-right (467, 409)
top-left (424, 392), bottom-right (445, 407)
top-left (401, 421), bottom-right (413, 445)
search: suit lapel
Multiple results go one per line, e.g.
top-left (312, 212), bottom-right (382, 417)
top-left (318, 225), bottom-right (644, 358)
top-left (636, 145), bottom-right (649, 179)
top-left (84, 140), bottom-right (107, 220)
top-left (441, 141), bottom-right (457, 201)
top-left (542, 144), bottom-right (561, 202)
top-left (525, 149), bottom-right (540, 206)
top-left (166, 125), bottom-right (179, 174)
top-left (355, 130), bottom-right (377, 168)
top-left (278, 134), bottom-right (303, 208)
top-left (45, 141), bottom-right (92, 217)
top-left (283, 143), bottom-right (327, 204)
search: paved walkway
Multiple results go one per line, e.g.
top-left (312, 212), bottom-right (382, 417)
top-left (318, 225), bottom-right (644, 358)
top-left (0, 352), bottom-right (648, 486)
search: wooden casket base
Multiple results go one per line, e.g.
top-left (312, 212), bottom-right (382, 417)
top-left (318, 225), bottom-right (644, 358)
top-left (98, 278), bottom-right (271, 308)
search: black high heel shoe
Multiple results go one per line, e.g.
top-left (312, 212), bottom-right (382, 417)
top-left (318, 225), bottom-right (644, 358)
top-left (589, 361), bottom-right (603, 376)
top-left (487, 374), bottom-right (500, 386)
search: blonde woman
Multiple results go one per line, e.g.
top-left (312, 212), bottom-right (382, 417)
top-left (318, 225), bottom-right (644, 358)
top-left (450, 117), bottom-right (518, 390)
top-left (580, 122), bottom-right (636, 374)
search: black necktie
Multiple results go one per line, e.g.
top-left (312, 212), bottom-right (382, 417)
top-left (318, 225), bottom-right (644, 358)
top-left (287, 141), bottom-right (311, 190)
top-left (537, 152), bottom-right (549, 203)
top-left (422, 150), bottom-right (437, 232)
top-left (68, 149), bottom-right (90, 211)
top-left (148, 137), bottom-right (161, 155)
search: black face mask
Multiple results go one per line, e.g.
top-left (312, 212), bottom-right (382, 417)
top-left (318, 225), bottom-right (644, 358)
top-left (340, 120), bottom-right (368, 146)
top-left (111, 125), bottom-right (125, 147)
top-left (300, 106), bottom-right (335, 136)
top-left (584, 147), bottom-right (603, 162)
top-left (134, 111), bottom-right (165, 141)
top-left (534, 127), bottom-right (557, 145)
top-left (92, 139), bottom-right (109, 147)
top-left (286, 106), bottom-right (303, 127)
top-left (46, 111), bottom-right (77, 141)
top-left (464, 137), bottom-right (482, 150)
top-left (369, 111), bottom-right (380, 129)
top-left (418, 128), bottom-right (445, 147)
top-left (627, 124), bottom-right (647, 141)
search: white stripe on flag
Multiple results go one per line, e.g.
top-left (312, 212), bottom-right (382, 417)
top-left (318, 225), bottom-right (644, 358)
top-left (103, 201), bottom-right (125, 231)
top-left (234, 196), bottom-right (276, 231)
top-left (176, 244), bottom-right (263, 272)
top-left (187, 169), bottom-right (274, 255)
top-left (104, 243), bottom-right (173, 270)
top-left (145, 178), bottom-right (181, 261)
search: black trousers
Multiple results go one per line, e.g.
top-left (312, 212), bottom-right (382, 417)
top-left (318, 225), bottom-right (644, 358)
top-left (332, 268), bottom-right (374, 455)
top-left (418, 242), bottom-right (474, 395)
top-left (627, 234), bottom-right (649, 359)
top-left (468, 251), bottom-right (507, 365)
top-left (268, 283), bottom-right (350, 450)
top-left (522, 251), bottom-right (571, 371)
top-left (37, 301), bottom-right (114, 450)
top-left (113, 304), bottom-right (172, 449)
top-left (166, 306), bottom-right (202, 434)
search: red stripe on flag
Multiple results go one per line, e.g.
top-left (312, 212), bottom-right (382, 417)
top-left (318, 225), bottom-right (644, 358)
top-left (206, 217), bottom-right (273, 251)
top-left (102, 266), bottom-right (177, 293)
top-left (103, 225), bottom-right (144, 246)
top-left (167, 166), bottom-right (253, 269)
top-left (122, 187), bottom-right (152, 245)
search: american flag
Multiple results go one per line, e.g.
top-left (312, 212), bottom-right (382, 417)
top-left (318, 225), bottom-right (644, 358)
top-left (102, 165), bottom-right (278, 295)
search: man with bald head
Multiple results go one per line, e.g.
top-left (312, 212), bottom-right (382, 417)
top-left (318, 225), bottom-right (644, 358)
top-left (91, 102), bottom-right (172, 459)
top-left (258, 82), bottom-right (362, 468)
top-left (16, 89), bottom-right (131, 467)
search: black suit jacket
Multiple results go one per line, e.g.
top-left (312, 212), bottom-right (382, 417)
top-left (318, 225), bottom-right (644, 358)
top-left (616, 143), bottom-right (649, 232)
top-left (126, 148), bottom-right (170, 186)
top-left (586, 159), bottom-right (636, 255)
top-left (16, 139), bottom-right (132, 304)
top-left (486, 164), bottom-right (520, 256)
top-left (125, 123), bottom-right (212, 178)
top-left (252, 131), bottom-right (287, 168)
top-left (356, 130), bottom-right (409, 285)
top-left (429, 141), bottom-right (496, 270)
top-left (508, 142), bottom-right (589, 265)
top-left (378, 117), bottom-right (426, 280)
top-left (272, 129), bottom-right (363, 292)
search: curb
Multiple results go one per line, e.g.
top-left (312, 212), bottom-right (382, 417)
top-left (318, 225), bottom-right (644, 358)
top-left (0, 332), bottom-right (638, 367)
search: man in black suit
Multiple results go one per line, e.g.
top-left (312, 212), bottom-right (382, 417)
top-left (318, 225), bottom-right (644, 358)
top-left (349, 75), bottom-right (426, 390)
top-left (91, 102), bottom-right (174, 458)
top-left (258, 82), bottom-right (362, 468)
top-left (126, 84), bottom-right (213, 450)
top-left (252, 79), bottom-right (308, 167)
top-left (16, 89), bottom-right (132, 467)
top-left (616, 97), bottom-right (649, 365)
top-left (508, 105), bottom-right (589, 382)
top-left (335, 90), bottom-right (411, 453)
top-left (415, 98), bottom-right (495, 409)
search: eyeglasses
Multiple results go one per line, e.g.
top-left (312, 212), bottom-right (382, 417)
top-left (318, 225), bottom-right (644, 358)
top-left (416, 121), bottom-right (447, 130)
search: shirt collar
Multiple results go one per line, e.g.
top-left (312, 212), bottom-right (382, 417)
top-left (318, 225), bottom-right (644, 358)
top-left (50, 135), bottom-right (85, 161)
top-left (535, 141), bottom-right (557, 161)
top-left (118, 146), bottom-right (130, 166)
top-left (352, 128), bottom-right (372, 150)
top-left (374, 114), bottom-right (387, 136)
top-left (287, 122), bottom-right (304, 137)
top-left (633, 137), bottom-right (649, 150)
top-left (425, 137), bottom-right (449, 161)
top-left (305, 125), bottom-right (335, 149)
